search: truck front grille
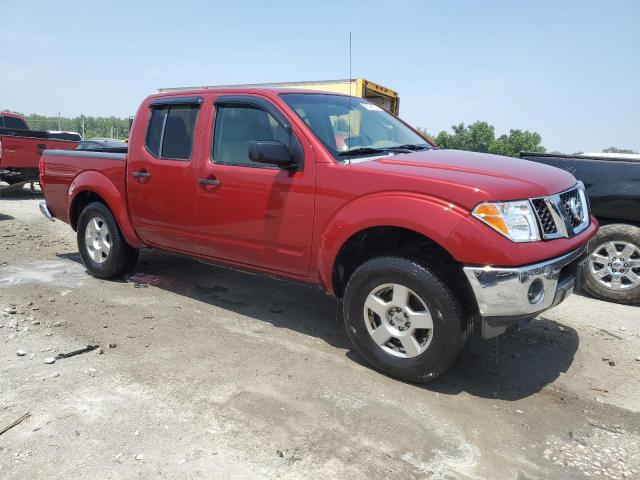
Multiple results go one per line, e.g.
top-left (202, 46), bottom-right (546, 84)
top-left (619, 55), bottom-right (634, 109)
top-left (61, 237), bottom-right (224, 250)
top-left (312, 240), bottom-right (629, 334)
top-left (531, 199), bottom-right (558, 235)
top-left (559, 189), bottom-right (583, 228)
top-left (530, 183), bottom-right (589, 240)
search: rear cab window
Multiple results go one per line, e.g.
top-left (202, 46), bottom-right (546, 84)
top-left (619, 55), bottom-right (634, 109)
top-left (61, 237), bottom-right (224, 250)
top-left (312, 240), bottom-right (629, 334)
top-left (1, 115), bottom-right (28, 130)
top-left (145, 98), bottom-right (200, 160)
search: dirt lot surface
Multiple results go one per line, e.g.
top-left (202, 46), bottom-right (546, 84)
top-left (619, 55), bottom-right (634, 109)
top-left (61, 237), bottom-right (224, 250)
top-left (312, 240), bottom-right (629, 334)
top-left (1, 187), bottom-right (639, 479)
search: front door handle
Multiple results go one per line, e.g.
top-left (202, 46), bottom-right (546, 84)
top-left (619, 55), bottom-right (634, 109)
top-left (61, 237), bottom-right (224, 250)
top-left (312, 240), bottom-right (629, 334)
top-left (198, 178), bottom-right (221, 186)
top-left (132, 169), bottom-right (151, 184)
top-left (37, 143), bottom-right (47, 154)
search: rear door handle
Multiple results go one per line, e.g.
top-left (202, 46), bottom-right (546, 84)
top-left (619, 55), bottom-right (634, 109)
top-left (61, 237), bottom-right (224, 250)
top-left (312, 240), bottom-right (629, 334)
top-left (37, 143), bottom-right (47, 153)
top-left (198, 178), bottom-right (221, 186)
top-left (132, 170), bottom-right (151, 178)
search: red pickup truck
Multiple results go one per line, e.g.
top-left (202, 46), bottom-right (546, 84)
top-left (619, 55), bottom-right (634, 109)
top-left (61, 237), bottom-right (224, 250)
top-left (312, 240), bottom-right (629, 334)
top-left (0, 111), bottom-right (80, 185)
top-left (39, 88), bottom-right (597, 382)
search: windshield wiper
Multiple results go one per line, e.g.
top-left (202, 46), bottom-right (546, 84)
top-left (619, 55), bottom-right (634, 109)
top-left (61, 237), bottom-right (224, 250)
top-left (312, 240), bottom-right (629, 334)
top-left (388, 144), bottom-right (431, 151)
top-left (338, 147), bottom-right (388, 157)
top-left (338, 144), bottom-right (431, 157)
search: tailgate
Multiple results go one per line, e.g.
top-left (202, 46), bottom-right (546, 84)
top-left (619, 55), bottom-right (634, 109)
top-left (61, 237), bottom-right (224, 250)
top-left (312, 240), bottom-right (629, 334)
top-left (0, 135), bottom-right (44, 169)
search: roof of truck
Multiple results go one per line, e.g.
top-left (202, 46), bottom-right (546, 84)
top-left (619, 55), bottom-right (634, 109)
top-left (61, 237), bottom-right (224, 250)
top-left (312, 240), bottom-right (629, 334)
top-left (159, 80), bottom-right (356, 92)
top-left (150, 86), bottom-right (350, 98)
top-left (0, 111), bottom-right (26, 120)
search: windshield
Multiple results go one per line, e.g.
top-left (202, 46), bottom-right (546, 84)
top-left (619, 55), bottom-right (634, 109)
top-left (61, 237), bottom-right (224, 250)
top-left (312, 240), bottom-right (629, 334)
top-left (280, 94), bottom-right (431, 160)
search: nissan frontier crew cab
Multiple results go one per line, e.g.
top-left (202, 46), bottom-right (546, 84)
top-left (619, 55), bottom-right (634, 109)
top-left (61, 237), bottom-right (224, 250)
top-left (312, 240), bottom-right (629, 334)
top-left (38, 88), bottom-right (597, 382)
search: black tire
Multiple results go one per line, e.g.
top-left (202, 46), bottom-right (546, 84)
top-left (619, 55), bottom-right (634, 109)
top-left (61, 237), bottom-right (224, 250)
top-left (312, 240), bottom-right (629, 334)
top-left (343, 256), bottom-right (465, 383)
top-left (583, 223), bottom-right (640, 305)
top-left (77, 202), bottom-right (138, 279)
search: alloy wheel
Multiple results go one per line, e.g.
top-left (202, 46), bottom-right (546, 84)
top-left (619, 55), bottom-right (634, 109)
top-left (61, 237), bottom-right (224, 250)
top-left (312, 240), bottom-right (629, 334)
top-left (589, 241), bottom-right (640, 290)
top-left (84, 216), bottom-right (111, 264)
top-left (363, 283), bottom-right (434, 358)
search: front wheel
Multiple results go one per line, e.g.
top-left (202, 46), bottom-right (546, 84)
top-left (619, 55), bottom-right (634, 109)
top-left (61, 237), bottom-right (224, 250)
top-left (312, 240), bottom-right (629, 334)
top-left (343, 257), bottom-right (465, 383)
top-left (583, 223), bottom-right (640, 304)
top-left (77, 202), bottom-right (139, 279)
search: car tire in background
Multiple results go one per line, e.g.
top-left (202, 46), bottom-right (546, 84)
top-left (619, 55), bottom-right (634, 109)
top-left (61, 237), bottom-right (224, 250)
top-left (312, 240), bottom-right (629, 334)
top-left (343, 256), bottom-right (465, 383)
top-left (583, 223), bottom-right (640, 305)
top-left (77, 202), bottom-right (139, 279)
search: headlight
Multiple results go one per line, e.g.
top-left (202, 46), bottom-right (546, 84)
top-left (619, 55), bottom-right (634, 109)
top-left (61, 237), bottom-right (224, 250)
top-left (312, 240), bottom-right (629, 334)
top-left (472, 200), bottom-right (540, 242)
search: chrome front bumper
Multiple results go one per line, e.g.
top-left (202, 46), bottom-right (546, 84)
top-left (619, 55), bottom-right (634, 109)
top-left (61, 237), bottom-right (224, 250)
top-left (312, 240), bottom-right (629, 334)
top-left (464, 246), bottom-right (588, 337)
top-left (39, 201), bottom-right (55, 222)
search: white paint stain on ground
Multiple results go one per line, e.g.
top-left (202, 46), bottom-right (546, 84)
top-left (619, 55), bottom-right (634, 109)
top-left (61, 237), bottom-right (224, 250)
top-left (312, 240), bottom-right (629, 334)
top-left (0, 260), bottom-right (86, 289)
top-left (402, 405), bottom-right (483, 479)
top-left (401, 443), bottom-right (482, 480)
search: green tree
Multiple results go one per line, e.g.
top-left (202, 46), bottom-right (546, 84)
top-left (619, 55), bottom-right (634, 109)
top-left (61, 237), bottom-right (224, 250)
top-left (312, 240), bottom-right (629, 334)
top-left (432, 122), bottom-right (545, 158)
top-left (489, 129), bottom-right (545, 157)
top-left (434, 122), bottom-right (495, 153)
top-left (602, 147), bottom-right (638, 154)
top-left (20, 113), bottom-right (131, 140)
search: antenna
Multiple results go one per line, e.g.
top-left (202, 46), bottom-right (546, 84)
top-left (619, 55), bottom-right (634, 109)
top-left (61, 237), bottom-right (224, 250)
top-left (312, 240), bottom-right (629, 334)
top-left (348, 32), bottom-right (352, 164)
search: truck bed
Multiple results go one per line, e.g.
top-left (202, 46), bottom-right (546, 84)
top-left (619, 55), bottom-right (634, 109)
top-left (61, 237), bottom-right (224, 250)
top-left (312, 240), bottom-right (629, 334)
top-left (0, 127), bottom-right (80, 183)
top-left (40, 149), bottom-right (127, 223)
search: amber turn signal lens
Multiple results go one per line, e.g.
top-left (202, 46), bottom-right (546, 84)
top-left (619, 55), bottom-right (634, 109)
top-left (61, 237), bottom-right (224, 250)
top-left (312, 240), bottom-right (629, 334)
top-left (473, 204), bottom-right (509, 235)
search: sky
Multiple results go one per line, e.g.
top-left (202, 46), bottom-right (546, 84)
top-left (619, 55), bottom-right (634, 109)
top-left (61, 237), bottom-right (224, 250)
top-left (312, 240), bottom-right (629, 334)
top-left (1, 0), bottom-right (638, 154)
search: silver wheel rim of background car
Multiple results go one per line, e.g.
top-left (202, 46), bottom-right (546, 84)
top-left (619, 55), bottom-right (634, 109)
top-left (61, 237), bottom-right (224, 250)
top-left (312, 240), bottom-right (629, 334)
top-left (85, 216), bottom-right (111, 264)
top-left (589, 241), bottom-right (640, 290)
top-left (363, 283), bottom-right (434, 359)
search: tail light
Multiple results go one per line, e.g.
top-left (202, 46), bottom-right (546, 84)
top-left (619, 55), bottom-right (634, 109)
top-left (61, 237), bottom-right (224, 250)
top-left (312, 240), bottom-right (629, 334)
top-left (39, 154), bottom-right (45, 189)
top-left (0, 139), bottom-right (3, 161)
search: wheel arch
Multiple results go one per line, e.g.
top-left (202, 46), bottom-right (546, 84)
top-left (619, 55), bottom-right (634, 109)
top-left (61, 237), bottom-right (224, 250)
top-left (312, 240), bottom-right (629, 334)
top-left (317, 193), bottom-right (468, 292)
top-left (68, 171), bottom-right (144, 248)
top-left (329, 224), bottom-right (479, 337)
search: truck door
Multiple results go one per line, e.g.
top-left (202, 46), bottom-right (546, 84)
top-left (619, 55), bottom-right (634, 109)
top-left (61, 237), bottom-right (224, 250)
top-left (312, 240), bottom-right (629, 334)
top-left (126, 96), bottom-right (202, 254)
top-left (195, 95), bottom-right (314, 276)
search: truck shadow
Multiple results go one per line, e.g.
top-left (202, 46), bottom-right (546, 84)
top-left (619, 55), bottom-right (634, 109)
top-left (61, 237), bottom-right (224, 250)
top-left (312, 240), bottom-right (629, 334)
top-left (58, 249), bottom-right (349, 350)
top-left (58, 249), bottom-right (578, 401)
top-left (426, 318), bottom-right (579, 401)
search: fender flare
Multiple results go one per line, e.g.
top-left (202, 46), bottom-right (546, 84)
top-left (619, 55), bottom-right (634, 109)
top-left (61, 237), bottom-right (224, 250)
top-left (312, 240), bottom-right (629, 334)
top-left (316, 192), bottom-right (468, 294)
top-left (67, 170), bottom-right (144, 248)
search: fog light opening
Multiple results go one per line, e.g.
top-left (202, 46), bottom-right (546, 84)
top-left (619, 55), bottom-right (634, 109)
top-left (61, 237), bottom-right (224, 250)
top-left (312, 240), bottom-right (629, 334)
top-left (528, 279), bottom-right (545, 304)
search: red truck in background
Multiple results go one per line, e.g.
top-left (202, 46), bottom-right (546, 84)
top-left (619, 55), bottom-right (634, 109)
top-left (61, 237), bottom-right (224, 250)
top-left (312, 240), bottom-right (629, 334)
top-left (38, 88), bottom-right (597, 382)
top-left (0, 111), bottom-right (80, 186)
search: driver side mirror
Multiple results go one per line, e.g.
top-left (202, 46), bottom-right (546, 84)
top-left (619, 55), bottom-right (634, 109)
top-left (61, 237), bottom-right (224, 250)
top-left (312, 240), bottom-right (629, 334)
top-left (249, 140), bottom-right (297, 169)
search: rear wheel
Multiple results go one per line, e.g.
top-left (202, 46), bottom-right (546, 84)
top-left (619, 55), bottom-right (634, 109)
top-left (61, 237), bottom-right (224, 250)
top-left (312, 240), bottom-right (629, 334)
top-left (583, 223), bottom-right (640, 304)
top-left (343, 256), bottom-right (465, 383)
top-left (77, 202), bottom-right (138, 279)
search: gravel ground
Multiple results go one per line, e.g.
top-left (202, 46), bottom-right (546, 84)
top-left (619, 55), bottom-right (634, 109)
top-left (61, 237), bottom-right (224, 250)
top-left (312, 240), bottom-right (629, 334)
top-left (1, 186), bottom-right (639, 479)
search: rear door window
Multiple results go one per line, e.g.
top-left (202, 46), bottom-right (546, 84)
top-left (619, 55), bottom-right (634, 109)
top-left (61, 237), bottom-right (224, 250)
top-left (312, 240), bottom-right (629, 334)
top-left (145, 104), bottom-right (199, 160)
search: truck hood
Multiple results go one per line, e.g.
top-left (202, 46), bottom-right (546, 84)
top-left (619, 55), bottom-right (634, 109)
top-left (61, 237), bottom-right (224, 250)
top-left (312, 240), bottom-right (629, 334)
top-left (358, 149), bottom-right (577, 209)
